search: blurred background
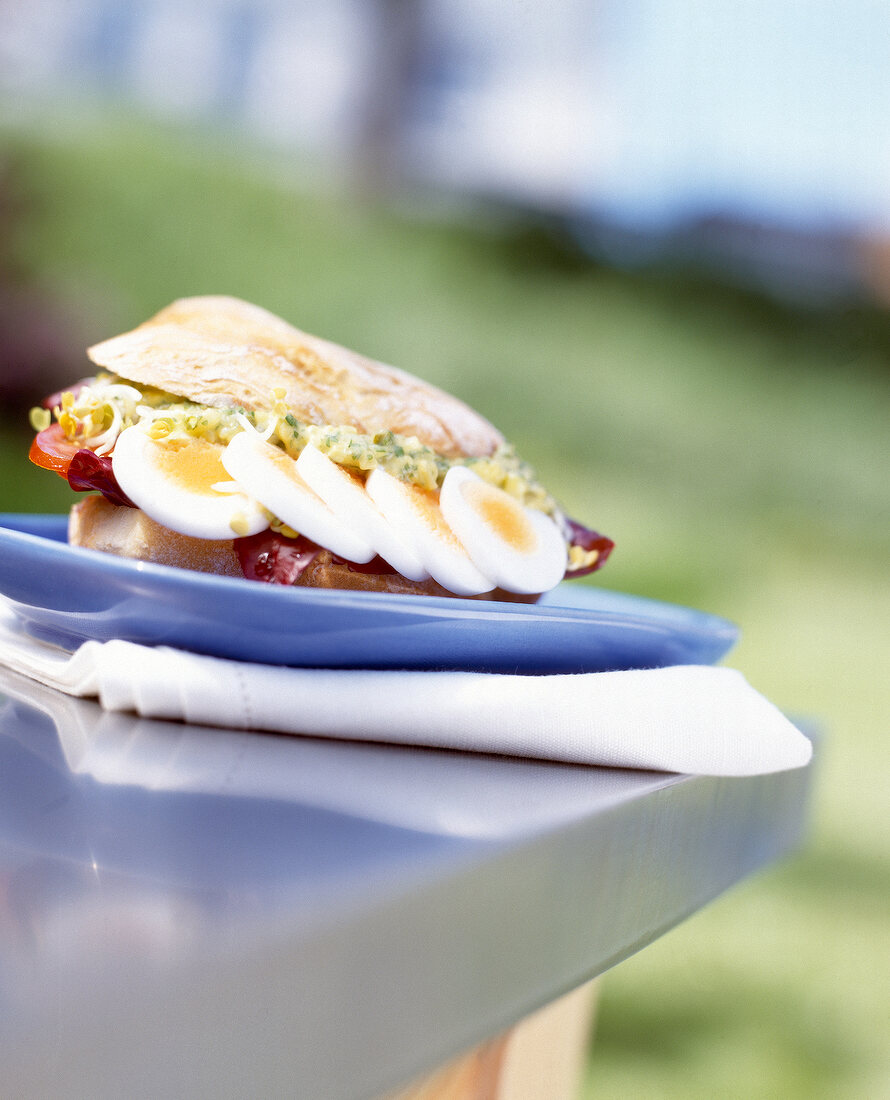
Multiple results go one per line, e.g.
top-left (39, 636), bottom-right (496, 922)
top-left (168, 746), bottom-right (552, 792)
top-left (0, 1), bottom-right (888, 1096)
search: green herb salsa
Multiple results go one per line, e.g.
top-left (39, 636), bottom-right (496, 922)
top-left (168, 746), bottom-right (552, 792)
top-left (40, 374), bottom-right (558, 515)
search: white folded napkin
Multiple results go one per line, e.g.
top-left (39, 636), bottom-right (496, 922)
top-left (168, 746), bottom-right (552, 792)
top-left (0, 599), bottom-right (811, 776)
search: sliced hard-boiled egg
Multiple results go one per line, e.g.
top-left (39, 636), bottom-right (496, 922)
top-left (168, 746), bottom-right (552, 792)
top-left (439, 466), bottom-right (567, 594)
top-left (111, 425), bottom-right (269, 540)
top-left (365, 468), bottom-right (493, 595)
top-left (222, 430), bottom-right (375, 563)
top-left (295, 444), bottom-right (429, 581)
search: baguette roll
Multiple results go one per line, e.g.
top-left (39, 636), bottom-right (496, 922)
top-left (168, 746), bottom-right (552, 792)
top-left (29, 297), bottom-right (611, 599)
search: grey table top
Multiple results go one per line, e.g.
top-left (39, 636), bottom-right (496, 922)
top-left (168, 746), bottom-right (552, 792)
top-left (0, 667), bottom-right (813, 1100)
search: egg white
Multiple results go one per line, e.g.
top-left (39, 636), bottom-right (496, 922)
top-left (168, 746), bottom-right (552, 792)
top-left (111, 426), bottom-right (269, 540)
top-left (365, 468), bottom-right (493, 595)
top-left (439, 467), bottom-right (567, 594)
top-left (221, 430), bottom-right (375, 563)
top-left (295, 444), bottom-right (429, 581)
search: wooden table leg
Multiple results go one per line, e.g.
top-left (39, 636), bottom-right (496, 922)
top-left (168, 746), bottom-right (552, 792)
top-left (384, 979), bottom-right (598, 1100)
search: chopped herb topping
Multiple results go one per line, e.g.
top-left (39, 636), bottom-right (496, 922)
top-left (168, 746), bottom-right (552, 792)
top-left (44, 375), bottom-right (557, 513)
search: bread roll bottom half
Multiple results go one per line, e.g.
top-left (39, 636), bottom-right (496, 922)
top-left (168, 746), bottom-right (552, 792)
top-left (68, 496), bottom-right (541, 603)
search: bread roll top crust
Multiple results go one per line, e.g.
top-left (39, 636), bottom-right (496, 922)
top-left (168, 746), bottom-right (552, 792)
top-left (87, 296), bottom-right (503, 459)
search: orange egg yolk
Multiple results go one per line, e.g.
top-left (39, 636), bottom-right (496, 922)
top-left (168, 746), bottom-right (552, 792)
top-left (155, 438), bottom-right (228, 495)
top-left (464, 481), bottom-right (535, 553)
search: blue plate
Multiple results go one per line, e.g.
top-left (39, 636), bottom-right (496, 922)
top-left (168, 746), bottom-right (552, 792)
top-left (0, 514), bottom-right (738, 673)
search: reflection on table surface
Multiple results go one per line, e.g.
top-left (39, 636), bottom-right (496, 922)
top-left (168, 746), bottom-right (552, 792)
top-left (0, 666), bottom-right (677, 980)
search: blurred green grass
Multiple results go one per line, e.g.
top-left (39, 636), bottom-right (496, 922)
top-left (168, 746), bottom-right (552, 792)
top-left (2, 116), bottom-right (888, 1098)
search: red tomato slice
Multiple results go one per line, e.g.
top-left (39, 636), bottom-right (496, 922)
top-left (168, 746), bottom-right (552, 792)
top-left (29, 424), bottom-right (83, 478)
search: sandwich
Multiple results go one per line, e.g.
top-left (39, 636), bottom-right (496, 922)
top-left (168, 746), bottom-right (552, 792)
top-left (29, 296), bottom-right (612, 601)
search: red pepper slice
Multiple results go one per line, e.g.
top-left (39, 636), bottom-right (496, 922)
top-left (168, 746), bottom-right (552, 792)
top-left (564, 518), bottom-right (615, 578)
top-left (66, 450), bottom-right (136, 508)
top-left (234, 529), bottom-right (322, 585)
top-left (30, 423), bottom-right (135, 507)
top-left (234, 530), bottom-right (400, 585)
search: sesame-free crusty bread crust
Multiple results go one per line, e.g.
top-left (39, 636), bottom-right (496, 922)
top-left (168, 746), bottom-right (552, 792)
top-left (69, 495), bottom-right (244, 577)
top-left (88, 296), bottom-right (503, 459)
